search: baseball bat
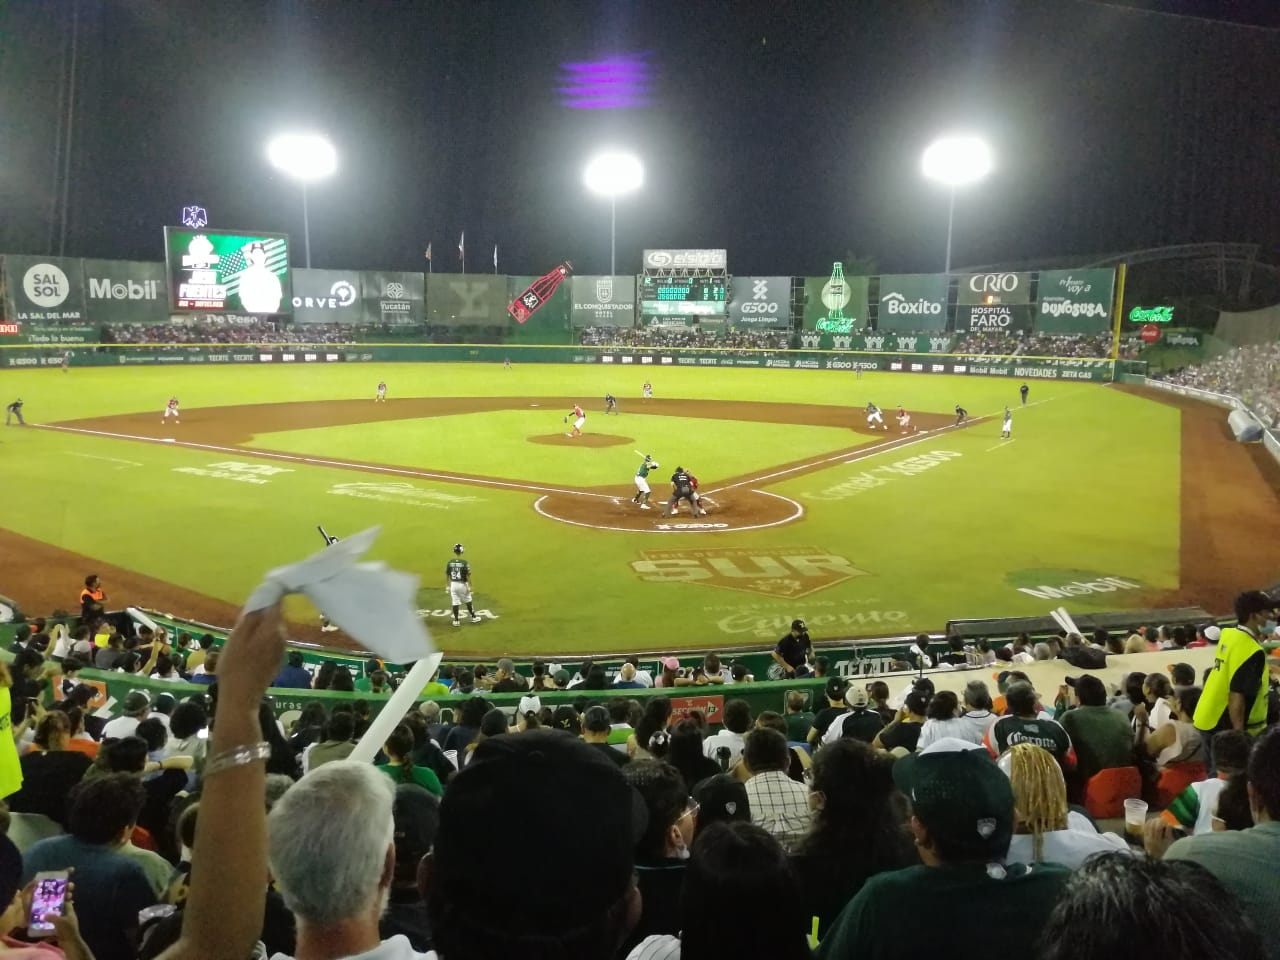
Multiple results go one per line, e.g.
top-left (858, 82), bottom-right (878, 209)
top-left (635, 449), bottom-right (646, 457)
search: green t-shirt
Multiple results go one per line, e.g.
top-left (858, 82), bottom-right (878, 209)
top-left (377, 762), bottom-right (443, 797)
top-left (785, 711), bottom-right (815, 742)
top-left (816, 862), bottom-right (1069, 959)
top-left (1059, 706), bottom-right (1134, 780)
top-left (421, 681), bottom-right (451, 697)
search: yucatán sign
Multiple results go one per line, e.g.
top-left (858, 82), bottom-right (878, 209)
top-left (2, 255), bottom-right (86, 322)
top-left (727, 277), bottom-right (790, 327)
top-left (876, 274), bottom-right (948, 332)
top-left (361, 272), bottom-right (424, 326)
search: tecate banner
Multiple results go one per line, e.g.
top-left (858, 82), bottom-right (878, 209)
top-left (642, 249), bottom-right (727, 270)
top-left (958, 271), bottom-right (1032, 305)
top-left (289, 269), bottom-right (365, 324)
top-left (728, 277), bottom-right (790, 327)
top-left (875, 274), bottom-right (948, 332)
top-left (955, 303), bottom-right (1034, 333)
top-left (571, 275), bottom-right (636, 327)
top-left (361, 272), bottom-right (424, 326)
top-left (426, 274), bottom-right (506, 327)
top-left (1034, 269), bottom-right (1115, 334)
top-left (3, 255), bottom-right (86, 322)
top-left (82, 259), bottom-right (169, 325)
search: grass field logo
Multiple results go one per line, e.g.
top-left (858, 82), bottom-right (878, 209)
top-left (630, 547), bottom-right (866, 598)
top-left (1008, 569), bottom-right (1143, 600)
top-left (328, 482), bottom-right (482, 509)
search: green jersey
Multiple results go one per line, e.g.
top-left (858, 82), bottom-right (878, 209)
top-left (446, 558), bottom-right (471, 583)
top-left (636, 460), bottom-right (654, 479)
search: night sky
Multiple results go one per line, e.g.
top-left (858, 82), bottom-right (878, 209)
top-left (2, 0), bottom-right (1277, 277)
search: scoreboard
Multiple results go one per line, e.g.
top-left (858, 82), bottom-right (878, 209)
top-left (639, 276), bottom-right (727, 316)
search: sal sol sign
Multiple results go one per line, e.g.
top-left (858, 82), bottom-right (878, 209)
top-left (629, 546), bottom-right (867, 598)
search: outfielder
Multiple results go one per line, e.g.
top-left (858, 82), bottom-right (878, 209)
top-left (446, 543), bottom-right (482, 627)
top-left (375, 380), bottom-right (388, 402)
top-left (866, 402), bottom-right (888, 430)
top-left (642, 381), bottom-right (653, 401)
top-left (1001, 406), bottom-right (1013, 439)
top-left (666, 466), bottom-right (705, 518)
top-left (565, 403), bottom-right (585, 437)
top-left (632, 454), bottom-right (659, 510)
top-left (163, 397), bottom-right (180, 423)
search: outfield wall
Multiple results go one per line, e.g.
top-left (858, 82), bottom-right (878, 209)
top-left (1143, 378), bottom-right (1280, 466)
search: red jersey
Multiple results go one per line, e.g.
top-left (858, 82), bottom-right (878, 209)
top-left (572, 405), bottom-right (583, 418)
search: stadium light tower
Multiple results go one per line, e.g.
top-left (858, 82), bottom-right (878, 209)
top-left (921, 134), bottom-right (993, 275)
top-left (583, 151), bottom-right (643, 275)
top-left (266, 132), bottom-right (338, 268)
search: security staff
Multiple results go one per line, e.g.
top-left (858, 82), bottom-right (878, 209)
top-left (1195, 590), bottom-right (1277, 770)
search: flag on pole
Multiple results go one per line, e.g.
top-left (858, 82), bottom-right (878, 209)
top-left (424, 243), bottom-right (432, 261)
top-left (458, 232), bottom-right (465, 259)
top-left (493, 244), bottom-right (498, 272)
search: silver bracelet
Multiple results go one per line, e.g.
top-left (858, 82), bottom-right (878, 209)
top-left (204, 741), bottom-right (272, 778)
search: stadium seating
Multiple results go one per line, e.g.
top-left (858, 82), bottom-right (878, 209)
top-left (1083, 766), bottom-right (1143, 819)
top-left (1154, 760), bottom-right (1208, 810)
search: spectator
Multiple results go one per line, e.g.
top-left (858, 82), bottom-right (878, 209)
top-left (808, 677), bottom-right (849, 748)
top-left (1214, 770), bottom-right (1254, 832)
top-left (549, 705), bottom-right (580, 736)
top-left (8, 711), bottom-right (92, 826)
top-left (627, 821), bottom-right (811, 960)
top-left (1146, 726), bottom-right (1280, 954)
top-left (188, 649), bottom-right (219, 686)
top-left (379, 784), bottom-right (439, 954)
top-left (166, 699), bottom-right (208, 786)
top-left (741, 728), bottom-right (811, 852)
top-left (582, 705), bottom-right (630, 767)
top-left (287, 702), bottom-right (327, 755)
top-left (629, 697), bottom-right (673, 760)
top-left (793, 739), bottom-right (917, 938)
top-left (917, 690), bottom-right (968, 749)
top-left (953, 680), bottom-right (999, 743)
top-left (653, 657), bottom-right (681, 689)
top-left (1140, 686), bottom-right (1204, 771)
top-left (1059, 673), bottom-right (1135, 793)
top-left (311, 660), bottom-right (336, 691)
top-left (490, 657), bottom-right (527, 693)
top-left (0, 832), bottom-right (96, 957)
top-left (306, 709), bottom-right (356, 772)
top-left (783, 690), bottom-right (814, 742)
top-left (999, 743), bottom-right (1129, 868)
top-left (1162, 730), bottom-right (1252, 835)
top-left (623, 761), bottom-right (696, 952)
top-left (1136, 672), bottom-right (1175, 732)
top-left (258, 702), bottom-right (300, 780)
top-left (771, 619), bottom-right (812, 678)
top-left (1170, 661), bottom-right (1197, 692)
top-left (753, 712), bottom-right (811, 782)
top-left (418, 666), bottom-right (450, 698)
top-left (22, 774), bottom-right (156, 960)
top-left (149, 653), bottom-right (184, 683)
top-left (815, 741), bottom-right (1070, 959)
top-left (184, 633), bottom-right (214, 673)
top-left (440, 695), bottom-right (487, 755)
top-left (93, 633), bottom-right (126, 671)
top-left (1036, 853), bottom-right (1267, 960)
top-left (378, 723), bottom-right (442, 796)
top-left (691, 774), bottom-right (751, 839)
top-left (78, 574), bottom-right (106, 622)
top-left (729, 663), bottom-right (752, 684)
top-left (328, 665), bottom-right (356, 693)
top-left (352, 658), bottom-right (384, 693)
top-left (703, 699), bottom-right (751, 767)
top-left (985, 681), bottom-right (1076, 768)
top-left (514, 694), bottom-right (542, 732)
top-left (614, 662), bottom-right (646, 689)
top-left (56, 705), bottom-right (99, 759)
top-left (102, 690), bottom-right (151, 740)
top-left (272, 651), bottom-right (313, 690)
top-left (872, 688), bottom-right (930, 755)
top-left (867, 681), bottom-right (894, 725)
top-left (1194, 591), bottom-right (1275, 772)
top-left (823, 684), bottom-right (884, 746)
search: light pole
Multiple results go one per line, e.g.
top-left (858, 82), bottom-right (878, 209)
top-left (584, 151), bottom-right (643, 275)
top-left (921, 135), bottom-right (994, 275)
top-left (266, 133), bottom-right (338, 268)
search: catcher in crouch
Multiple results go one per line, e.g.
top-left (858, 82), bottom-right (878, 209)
top-left (665, 466), bottom-right (706, 518)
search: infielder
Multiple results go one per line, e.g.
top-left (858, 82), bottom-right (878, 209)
top-left (605, 393), bottom-right (619, 415)
top-left (163, 397), bottom-right (180, 423)
top-left (1001, 406), bottom-right (1013, 439)
top-left (565, 403), bottom-right (585, 437)
top-left (632, 454), bottom-right (659, 510)
top-left (642, 381), bottom-right (653, 401)
top-left (954, 404), bottom-right (968, 425)
top-left (446, 543), bottom-right (482, 626)
top-left (866, 402), bottom-right (888, 431)
top-left (376, 380), bottom-right (388, 402)
top-left (666, 467), bottom-right (705, 518)
top-left (4, 398), bottom-right (24, 426)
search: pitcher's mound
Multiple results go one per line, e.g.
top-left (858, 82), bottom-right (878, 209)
top-left (529, 433), bottom-right (633, 448)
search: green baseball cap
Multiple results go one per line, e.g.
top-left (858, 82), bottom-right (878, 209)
top-left (892, 739), bottom-right (1014, 861)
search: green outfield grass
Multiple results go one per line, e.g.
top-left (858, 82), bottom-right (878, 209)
top-left (1, 363), bottom-right (1182, 654)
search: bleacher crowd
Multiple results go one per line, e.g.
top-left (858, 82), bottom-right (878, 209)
top-left (953, 331), bottom-right (1114, 359)
top-left (103, 321), bottom-right (357, 346)
top-left (0, 587), bottom-right (1277, 959)
top-left (576, 326), bottom-right (792, 351)
top-left (1158, 341), bottom-right (1280, 428)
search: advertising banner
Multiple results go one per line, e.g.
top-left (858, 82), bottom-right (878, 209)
top-left (288, 269), bottom-right (364, 324)
top-left (507, 274), bottom-right (571, 344)
top-left (801, 275), bottom-right (868, 331)
top-left (727, 277), bottom-right (790, 328)
top-left (642, 249), bottom-right (727, 270)
top-left (955, 304), bottom-right (1034, 334)
top-left (874, 274), bottom-right (948, 332)
top-left (796, 331), bottom-right (953, 353)
top-left (570, 275), bottom-right (636, 327)
top-left (163, 227), bottom-right (292, 314)
top-left (426, 274), bottom-right (507, 327)
top-left (2, 255), bottom-right (86, 322)
top-left (957, 271), bottom-right (1032, 305)
top-left (360, 272), bottom-right (425, 326)
top-left (82, 259), bottom-right (168, 325)
top-left (1035, 269), bottom-right (1115, 334)
top-left (17, 324), bottom-right (99, 345)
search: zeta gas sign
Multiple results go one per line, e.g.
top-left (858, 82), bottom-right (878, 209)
top-left (1129, 305), bottom-right (1174, 324)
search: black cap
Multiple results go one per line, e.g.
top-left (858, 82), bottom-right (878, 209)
top-left (393, 784), bottom-right (440, 864)
top-left (453, 543), bottom-right (464, 555)
top-left (825, 676), bottom-right (848, 701)
top-left (692, 774), bottom-right (750, 825)
top-left (434, 732), bottom-right (645, 935)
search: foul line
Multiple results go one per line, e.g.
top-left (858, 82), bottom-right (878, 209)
top-left (38, 423), bottom-right (617, 501)
top-left (65, 451), bottom-right (143, 467)
top-left (533, 489), bottom-right (804, 535)
top-left (985, 439), bottom-right (1016, 452)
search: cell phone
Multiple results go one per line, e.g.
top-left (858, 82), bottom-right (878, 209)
top-left (28, 870), bottom-right (69, 937)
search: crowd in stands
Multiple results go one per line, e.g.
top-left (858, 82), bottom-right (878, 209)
top-left (577, 325), bottom-right (792, 351)
top-left (1157, 341), bottom-right (1280, 428)
top-left (103, 320), bottom-right (357, 346)
top-left (0, 588), bottom-right (1277, 959)
top-left (953, 331), bottom-right (1114, 359)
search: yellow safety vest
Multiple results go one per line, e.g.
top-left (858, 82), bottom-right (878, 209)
top-left (1194, 626), bottom-right (1269, 735)
top-left (0, 688), bottom-right (24, 800)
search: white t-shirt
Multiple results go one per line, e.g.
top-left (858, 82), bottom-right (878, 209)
top-left (49, 625), bottom-right (74, 661)
top-left (703, 729), bottom-right (746, 766)
top-left (626, 934), bottom-right (681, 960)
top-left (271, 934), bottom-right (435, 960)
top-left (918, 716), bottom-right (978, 750)
top-left (102, 716), bottom-right (142, 740)
top-left (1006, 813), bottom-right (1131, 869)
top-left (954, 710), bottom-right (1000, 744)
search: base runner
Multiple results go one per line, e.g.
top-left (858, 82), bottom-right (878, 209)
top-left (1001, 406), bottom-right (1012, 439)
top-left (565, 403), bottom-right (585, 437)
top-left (163, 397), bottom-right (180, 423)
top-left (375, 380), bottom-right (387, 402)
top-left (896, 405), bottom-right (917, 434)
top-left (632, 454), bottom-right (659, 510)
top-left (446, 543), bottom-right (482, 627)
